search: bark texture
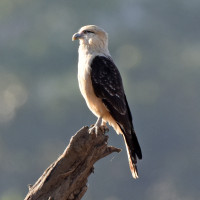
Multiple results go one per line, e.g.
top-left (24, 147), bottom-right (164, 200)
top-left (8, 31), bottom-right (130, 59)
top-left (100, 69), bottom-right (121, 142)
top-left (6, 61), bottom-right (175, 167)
top-left (25, 126), bottom-right (121, 200)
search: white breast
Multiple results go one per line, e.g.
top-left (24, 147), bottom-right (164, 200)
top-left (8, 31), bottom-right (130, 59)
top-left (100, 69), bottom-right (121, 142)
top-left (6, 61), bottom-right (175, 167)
top-left (77, 49), bottom-right (107, 116)
top-left (77, 46), bottom-right (122, 134)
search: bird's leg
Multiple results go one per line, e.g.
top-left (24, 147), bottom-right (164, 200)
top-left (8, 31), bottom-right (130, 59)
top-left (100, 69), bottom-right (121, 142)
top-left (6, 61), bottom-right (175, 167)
top-left (89, 117), bottom-right (102, 135)
top-left (101, 120), bottom-right (109, 133)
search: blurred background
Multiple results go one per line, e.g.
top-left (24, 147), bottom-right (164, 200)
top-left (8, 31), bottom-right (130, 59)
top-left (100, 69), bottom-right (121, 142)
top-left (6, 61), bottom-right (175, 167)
top-left (0, 0), bottom-right (200, 199)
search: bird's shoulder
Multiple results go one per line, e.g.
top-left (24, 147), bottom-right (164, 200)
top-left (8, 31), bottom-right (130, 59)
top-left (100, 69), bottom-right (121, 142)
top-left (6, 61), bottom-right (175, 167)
top-left (91, 55), bottom-right (115, 69)
top-left (90, 55), bottom-right (127, 114)
top-left (90, 55), bottom-right (123, 90)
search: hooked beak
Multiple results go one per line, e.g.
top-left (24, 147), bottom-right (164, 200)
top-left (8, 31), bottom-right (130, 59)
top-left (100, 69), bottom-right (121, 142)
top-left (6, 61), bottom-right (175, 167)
top-left (72, 32), bottom-right (83, 41)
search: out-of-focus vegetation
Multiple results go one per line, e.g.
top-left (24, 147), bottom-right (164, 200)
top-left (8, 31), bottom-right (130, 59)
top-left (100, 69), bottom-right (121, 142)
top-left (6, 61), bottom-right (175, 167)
top-left (0, 0), bottom-right (200, 199)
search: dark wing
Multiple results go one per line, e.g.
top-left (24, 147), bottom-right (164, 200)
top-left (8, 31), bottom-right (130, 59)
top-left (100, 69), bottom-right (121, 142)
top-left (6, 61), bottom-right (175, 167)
top-left (90, 56), bottom-right (142, 171)
top-left (90, 55), bottom-right (132, 129)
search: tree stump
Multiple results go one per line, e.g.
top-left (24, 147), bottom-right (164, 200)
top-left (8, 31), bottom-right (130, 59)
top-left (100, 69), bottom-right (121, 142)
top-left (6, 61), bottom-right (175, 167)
top-left (25, 126), bottom-right (121, 200)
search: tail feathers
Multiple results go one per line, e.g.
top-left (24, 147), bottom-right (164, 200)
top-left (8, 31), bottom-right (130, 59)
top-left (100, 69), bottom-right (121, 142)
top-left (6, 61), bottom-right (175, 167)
top-left (131, 129), bottom-right (142, 160)
top-left (129, 159), bottom-right (139, 179)
top-left (122, 129), bottom-right (142, 179)
top-left (124, 138), bottom-right (140, 179)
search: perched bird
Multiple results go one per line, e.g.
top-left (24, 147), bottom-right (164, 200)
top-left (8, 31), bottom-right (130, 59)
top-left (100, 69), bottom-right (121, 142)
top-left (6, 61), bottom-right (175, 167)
top-left (72, 25), bottom-right (142, 178)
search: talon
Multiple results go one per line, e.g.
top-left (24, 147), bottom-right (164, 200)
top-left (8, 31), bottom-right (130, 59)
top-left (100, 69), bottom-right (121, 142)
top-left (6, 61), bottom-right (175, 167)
top-left (89, 124), bottom-right (95, 128)
top-left (89, 117), bottom-right (103, 136)
top-left (89, 126), bottom-right (96, 134)
top-left (101, 121), bottom-right (109, 133)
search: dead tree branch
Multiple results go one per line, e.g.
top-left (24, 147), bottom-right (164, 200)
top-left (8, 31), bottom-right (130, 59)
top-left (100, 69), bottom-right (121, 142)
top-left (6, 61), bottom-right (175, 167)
top-left (24, 126), bottom-right (121, 200)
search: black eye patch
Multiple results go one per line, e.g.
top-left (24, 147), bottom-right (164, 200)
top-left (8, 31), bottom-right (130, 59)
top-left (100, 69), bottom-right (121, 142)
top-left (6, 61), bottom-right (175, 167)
top-left (83, 30), bottom-right (95, 34)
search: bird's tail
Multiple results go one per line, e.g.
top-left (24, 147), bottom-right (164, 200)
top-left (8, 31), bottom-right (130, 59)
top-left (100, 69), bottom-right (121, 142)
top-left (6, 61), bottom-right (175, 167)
top-left (122, 129), bottom-right (142, 179)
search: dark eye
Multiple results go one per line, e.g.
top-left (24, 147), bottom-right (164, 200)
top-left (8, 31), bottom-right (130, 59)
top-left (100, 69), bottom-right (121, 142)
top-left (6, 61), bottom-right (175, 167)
top-left (83, 30), bottom-right (94, 34)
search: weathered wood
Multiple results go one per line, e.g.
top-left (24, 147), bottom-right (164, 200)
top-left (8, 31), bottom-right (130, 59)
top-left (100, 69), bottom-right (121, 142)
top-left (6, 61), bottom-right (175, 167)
top-left (25, 126), bottom-right (121, 200)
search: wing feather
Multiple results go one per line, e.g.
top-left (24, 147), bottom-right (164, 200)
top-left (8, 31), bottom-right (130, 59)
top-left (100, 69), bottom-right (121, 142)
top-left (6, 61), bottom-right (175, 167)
top-left (90, 56), bottom-right (127, 115)
top-left (90, 55), bottom-right (142, 170)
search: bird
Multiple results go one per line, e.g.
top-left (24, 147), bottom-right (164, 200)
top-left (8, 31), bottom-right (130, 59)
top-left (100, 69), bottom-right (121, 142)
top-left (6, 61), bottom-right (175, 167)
top-left (72, 25), bottom-right (142, 179)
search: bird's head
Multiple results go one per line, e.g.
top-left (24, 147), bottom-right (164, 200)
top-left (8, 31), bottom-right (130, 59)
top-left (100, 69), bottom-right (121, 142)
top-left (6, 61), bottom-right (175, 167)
top-left (72, 25), bottom-right (109, 53)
